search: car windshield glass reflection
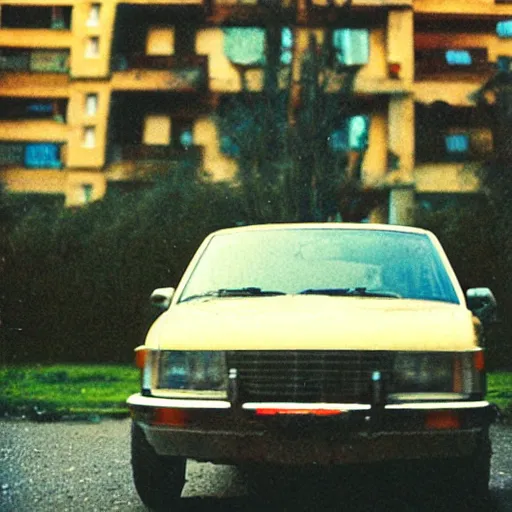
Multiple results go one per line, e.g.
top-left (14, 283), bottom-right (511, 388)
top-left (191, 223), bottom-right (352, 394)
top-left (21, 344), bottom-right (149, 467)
top-left (178, 229), bottom-right (459, 304)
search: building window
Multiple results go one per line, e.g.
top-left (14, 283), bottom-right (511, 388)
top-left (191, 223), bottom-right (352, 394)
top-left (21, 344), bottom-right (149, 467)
top-left (86, 4), bottom-right (101, 27)
top-left (24, 143), bottom-right (61, 169)
top-left (332, 29), bottom-right (370, 66)
top-left (0, 98), bottom-right (67, 121)
top-left (223, 27), bottom-right (266, 66)
top-left (415, 48), bottom-right (488, 78)
top-left (172, 120), bottom-right (194, 149)
top-left (83, 126), bottom-right (96, 148)
top-left (85, 93), bottom-right (98, 116)
top-left (0, 6), bottom-right (72, 29)
top-left (281, 28), bottom-right (293, 66)
top-left (445, 133), bottom-right (469, 154)
top-left (51, 7), bottom-right (65, 29)
top-left (445, 50), bottom-right (472, 66)
top-left (497, 20), bottom-right (512, 38)
top-left (85, 37), bottom-right (100, 58)
top-left (329, 115), bottom-right (370, 152)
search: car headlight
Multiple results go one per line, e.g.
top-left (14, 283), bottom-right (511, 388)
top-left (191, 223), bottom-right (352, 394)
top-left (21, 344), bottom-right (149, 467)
top-left (153, 351), bottom-right (228, 399)
top-left (391, 351), bottom-right (484, 400)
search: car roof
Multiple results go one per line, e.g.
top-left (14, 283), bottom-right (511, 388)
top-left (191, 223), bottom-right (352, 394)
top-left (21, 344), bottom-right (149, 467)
top-left (210, 223), bottom-right (432, 237)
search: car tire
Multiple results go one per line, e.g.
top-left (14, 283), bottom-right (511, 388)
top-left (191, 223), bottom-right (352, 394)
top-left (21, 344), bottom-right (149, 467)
top-left (131, 422), bottom-right (186, 511)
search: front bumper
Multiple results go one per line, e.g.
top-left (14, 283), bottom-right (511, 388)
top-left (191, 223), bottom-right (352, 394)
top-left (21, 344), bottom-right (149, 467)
top-left (127, 394), bottom-right (494, 466)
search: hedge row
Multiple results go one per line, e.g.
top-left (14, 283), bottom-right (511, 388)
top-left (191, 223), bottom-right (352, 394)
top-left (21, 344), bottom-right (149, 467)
top-left (1, 178), bottom-right (510, 369)
top-left (0, 174), bottom-right (243, 363)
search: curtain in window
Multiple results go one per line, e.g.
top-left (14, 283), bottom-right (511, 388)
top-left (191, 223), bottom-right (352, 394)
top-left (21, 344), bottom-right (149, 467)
top-left (223, 28), bottom-right (266, 66)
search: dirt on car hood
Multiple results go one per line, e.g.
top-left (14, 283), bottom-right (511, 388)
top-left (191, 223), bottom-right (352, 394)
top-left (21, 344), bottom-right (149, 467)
top-left (145, 295), bottom-right (478, 352)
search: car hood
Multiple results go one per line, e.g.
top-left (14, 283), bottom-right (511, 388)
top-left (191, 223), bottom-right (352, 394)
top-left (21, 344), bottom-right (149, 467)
top-left (145, 295), bottom-right (478, 351)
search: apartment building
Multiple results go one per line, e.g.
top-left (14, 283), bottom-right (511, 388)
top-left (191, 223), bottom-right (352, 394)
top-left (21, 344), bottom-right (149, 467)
top-left (0, 0), bottom-right (510, 223)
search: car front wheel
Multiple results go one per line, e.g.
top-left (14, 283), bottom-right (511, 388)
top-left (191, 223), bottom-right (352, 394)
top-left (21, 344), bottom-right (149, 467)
top-left (131, 422), bottom-right (186, 511)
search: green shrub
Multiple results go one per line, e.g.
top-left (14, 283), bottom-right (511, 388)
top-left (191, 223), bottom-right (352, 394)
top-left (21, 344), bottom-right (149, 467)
top-left (1, 173), bottom-right (243, 363)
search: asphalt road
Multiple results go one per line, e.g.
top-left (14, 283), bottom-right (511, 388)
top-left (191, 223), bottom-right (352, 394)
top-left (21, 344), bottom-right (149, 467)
top-left (1, 419), bottom-right (511, 512)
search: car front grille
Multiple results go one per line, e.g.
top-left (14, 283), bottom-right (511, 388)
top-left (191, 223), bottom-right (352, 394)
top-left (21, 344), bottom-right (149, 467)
top-left (228, 350), bottom-right (393, 403)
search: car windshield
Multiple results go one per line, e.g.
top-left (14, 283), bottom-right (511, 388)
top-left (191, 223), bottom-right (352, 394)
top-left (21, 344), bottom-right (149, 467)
top-left (178, 228), bottom-right (460, 304)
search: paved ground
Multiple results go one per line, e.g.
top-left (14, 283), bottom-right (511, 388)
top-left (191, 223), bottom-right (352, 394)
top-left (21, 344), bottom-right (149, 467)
top-left (1, 419), bottom-right (511, 512)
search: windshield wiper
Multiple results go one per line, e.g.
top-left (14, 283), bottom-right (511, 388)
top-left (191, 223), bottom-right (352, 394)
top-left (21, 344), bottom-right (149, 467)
top-left (218, 287), bottom-right (286, 297)
top-left (181, 287), bottom-right (286, 302)
top-left (300, 287), bottom-right (400, 298)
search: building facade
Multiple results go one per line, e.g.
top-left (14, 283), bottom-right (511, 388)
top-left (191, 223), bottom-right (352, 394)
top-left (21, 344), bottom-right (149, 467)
top-left (0, 0), bottom-right (510, 223)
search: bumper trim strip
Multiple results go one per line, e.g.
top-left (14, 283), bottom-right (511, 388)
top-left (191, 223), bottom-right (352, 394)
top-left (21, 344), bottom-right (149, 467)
top-left (242, 402), bottom-right (371, 411)
top-left (384, 401), bottom-right (490, 410)
top-left (128, 394), bottom-right (490, 412)
top-left (127, 394), bottom-right (231, 409)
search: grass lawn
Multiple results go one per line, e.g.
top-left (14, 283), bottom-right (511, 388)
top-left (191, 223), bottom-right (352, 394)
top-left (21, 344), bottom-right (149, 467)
top-left (0, 365), bottom-right (510, 420)
top-left (0, 364), bottom-right (139, 419)
top-left (487, 372), bottom-right (512, 414)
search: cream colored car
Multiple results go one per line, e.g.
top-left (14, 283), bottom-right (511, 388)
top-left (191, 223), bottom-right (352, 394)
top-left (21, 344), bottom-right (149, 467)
top-left (127, 223), bottom-right (496, 510)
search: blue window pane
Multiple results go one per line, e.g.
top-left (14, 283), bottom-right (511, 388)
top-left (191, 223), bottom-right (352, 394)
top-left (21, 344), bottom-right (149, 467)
top-left (497, 20), bottom-right (512, 38)
top-left (26, 103), bottom-right (53, 114)
top-left (445, 50), bottom-right (472, 66)
top-left (25, 143), bottom-right (61, 169)
top-left (445, 134), bottom-right (469, 153)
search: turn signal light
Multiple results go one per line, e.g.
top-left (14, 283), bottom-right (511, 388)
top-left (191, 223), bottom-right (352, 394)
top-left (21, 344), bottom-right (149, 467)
top-left (152, 408), bottom-right (189, 427)
top-left (135, 346), bottom-right (148, 369)
top-left (474, 350), bottom-right (485, 372)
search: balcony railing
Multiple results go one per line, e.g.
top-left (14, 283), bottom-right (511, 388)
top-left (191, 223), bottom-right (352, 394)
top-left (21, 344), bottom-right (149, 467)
top-left (415, 48), bottom-right (492, 80)
top-left (0, 142), bottom-right (63, 168)
top-left (0, 49), bottom-right (69, 73)
top-left (416, 129), bottom-right (492, 163)
top-left (112, 53), bottom-right (206, 71)
top-left (110, 143), bottom-right (203, 163)
top-left (111, 54), bottom-right (207, 90)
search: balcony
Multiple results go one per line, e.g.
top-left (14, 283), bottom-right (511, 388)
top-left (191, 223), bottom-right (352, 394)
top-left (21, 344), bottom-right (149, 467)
top-left (0, 6), bottom-right (72, 30)
top-left (107, 144), bottom-right (203, 180)
top-left (416, 129), bottom-right (492, 164)
top-left (0, 142), bottom-right (64, 169)
top-left (0, 30), bottom-right (72, 49)
top-left (415, 48), bottom-right (493, 80)
top-left (0, 49), bottom-right (69, 73)
top-left (0, 120), bottom-right (67, 142)
top-left (111, 143), bottom-right (202, 162)
top-left (111, 54), bottom-right (207, 92)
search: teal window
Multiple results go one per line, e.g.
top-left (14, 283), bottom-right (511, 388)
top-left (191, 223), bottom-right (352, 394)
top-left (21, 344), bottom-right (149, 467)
top-left (332, 29), bottom-right (369, 66)
top-left (223, 27), bottom-right (266, 66)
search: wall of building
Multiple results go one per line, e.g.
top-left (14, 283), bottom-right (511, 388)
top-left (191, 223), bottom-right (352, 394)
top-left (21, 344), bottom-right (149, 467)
top-left (0, 0), bottom-right (510, 217)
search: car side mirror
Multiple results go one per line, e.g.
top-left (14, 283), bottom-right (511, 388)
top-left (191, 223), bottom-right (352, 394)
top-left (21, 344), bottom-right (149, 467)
top-left (466, 287), bottom-right (497, 325)
top-left (150, 287), bottom-right (175, 311)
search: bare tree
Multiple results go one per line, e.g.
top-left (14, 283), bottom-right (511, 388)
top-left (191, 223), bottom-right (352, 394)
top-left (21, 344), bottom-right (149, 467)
top-left (217, 25), bottom-right (370, 223)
